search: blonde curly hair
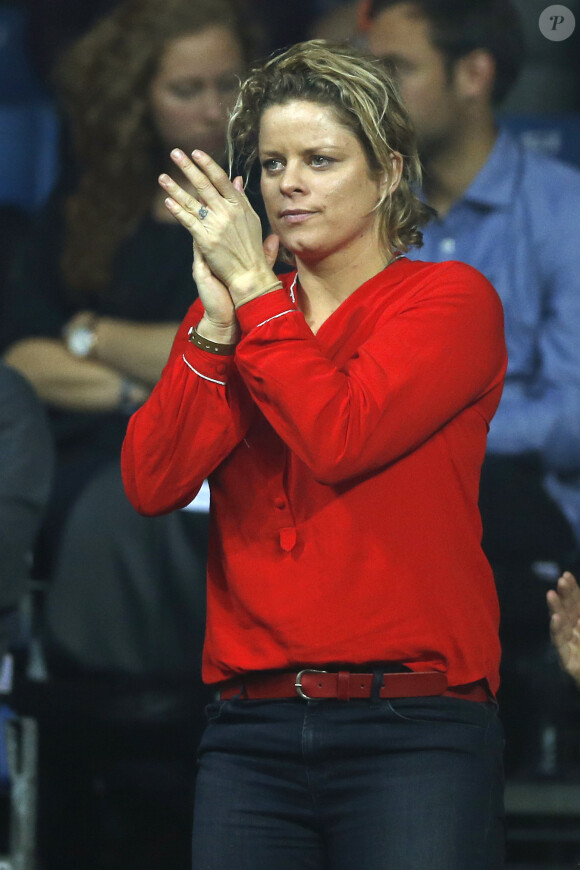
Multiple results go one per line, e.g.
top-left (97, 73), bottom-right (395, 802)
top-left (56, 0), bottom-right (261, 297)
top-left (228, 40), bottom-right (433, 261)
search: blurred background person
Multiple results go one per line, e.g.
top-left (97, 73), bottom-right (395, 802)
top-left (0, 1), bottom-right (263, 868)
top-left (1, 0), bottom-right (260, 580)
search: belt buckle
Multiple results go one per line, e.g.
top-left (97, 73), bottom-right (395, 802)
top-left (295, 669), bottom-right (328, 700)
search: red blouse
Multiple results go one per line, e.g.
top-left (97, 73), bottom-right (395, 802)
top-left (122, 257), bottom-right (507, 691)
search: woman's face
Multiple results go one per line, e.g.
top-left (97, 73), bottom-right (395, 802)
top-left (259, 100), bottom-right (388, 266)
top-left (150, 25), bottom-right (244, 163)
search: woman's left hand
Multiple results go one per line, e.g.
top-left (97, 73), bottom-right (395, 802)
top-left (159, 149), bottom-right (277, 304)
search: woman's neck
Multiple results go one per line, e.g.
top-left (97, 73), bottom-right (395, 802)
top-left (296, 245), bottom-right (391, 306)
top-left (294, 244), bottom-right (393, 333)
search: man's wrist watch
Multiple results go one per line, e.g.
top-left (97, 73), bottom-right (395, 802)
top-left (63, 314), bottom-right (99, 358)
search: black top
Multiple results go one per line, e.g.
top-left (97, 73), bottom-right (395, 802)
top-left (0, 189), bottom-right (197, 460)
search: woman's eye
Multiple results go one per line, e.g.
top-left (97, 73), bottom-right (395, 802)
top-left (310, 155), bottom-right (333, 168)
top-left (262, 159), bottom-right (283, 172)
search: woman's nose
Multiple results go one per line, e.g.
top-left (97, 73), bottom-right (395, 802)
top-left (279, 162), bottom-right (306, 194)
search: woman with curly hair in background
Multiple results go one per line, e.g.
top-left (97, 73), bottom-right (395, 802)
top-left (1, 1), bottom-right (262, 868)
top-left (2, 0), bottom-right (258, 495)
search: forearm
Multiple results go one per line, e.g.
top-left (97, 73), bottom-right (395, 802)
top-left (122, 343), bottom-right (252, 515)
top-left (94, 318), bottom-right (182, 385)
top-left (233, 272), bottom-right (506, 483)
top-left (4, 338), bottom-right (148, 412)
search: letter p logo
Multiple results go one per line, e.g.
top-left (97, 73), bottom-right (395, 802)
top-left (539, 5), bottom-right (576, 40)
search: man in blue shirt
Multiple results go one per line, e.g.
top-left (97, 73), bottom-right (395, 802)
top-left (365, 0), bottom-right (580, 568)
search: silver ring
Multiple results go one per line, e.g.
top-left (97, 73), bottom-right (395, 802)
top-left (198, 205), bottom-right (209, 220)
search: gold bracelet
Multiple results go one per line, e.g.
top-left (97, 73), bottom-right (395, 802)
top-left (188, 326), bottom-right (236, 356)
top-left (234, 280), bottom-right (284, 310)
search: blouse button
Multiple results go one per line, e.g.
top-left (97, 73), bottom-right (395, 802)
top-left (274, 497), bottom-right (287, 510)
top-left (279, 527), bottom-right (296, 552)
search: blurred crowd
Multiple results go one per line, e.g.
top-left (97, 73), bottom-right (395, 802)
top-left (0, 0), bottom-right (580, 868)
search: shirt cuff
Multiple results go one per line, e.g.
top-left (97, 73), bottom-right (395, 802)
top-left (182, 338), bottom-right (236, 384)
top-left (236, 288), bottom-right (298, 336)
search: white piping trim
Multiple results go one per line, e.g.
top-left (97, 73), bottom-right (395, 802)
top-left (255, 309), bottom-right (297, 329)
top-left (182, 354), bottom-right (226, 386)
top-left (289, 274), bottom-right (298, 303)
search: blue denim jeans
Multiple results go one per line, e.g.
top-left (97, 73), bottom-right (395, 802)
top-left (192, 696), bottom-right (505, 870)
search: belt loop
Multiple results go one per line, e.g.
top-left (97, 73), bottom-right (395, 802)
top-left (370, 669), bottom-right (384, 704)
top-left (337, 671), bottom-right (350, 701)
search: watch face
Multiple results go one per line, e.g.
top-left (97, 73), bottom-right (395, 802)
top-left (68, 325), bottom-right (96, 357)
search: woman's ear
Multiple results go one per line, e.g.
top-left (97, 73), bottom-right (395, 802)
top-left (381, 151), bottom-right (403, 196)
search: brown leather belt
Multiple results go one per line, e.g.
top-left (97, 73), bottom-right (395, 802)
top-left (215, 669), bottom-right (490, 703)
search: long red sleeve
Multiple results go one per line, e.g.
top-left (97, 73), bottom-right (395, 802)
top-left (234, 260), bottom-right (506, 482)
top-left (122, 297), bottom-right (254, 515)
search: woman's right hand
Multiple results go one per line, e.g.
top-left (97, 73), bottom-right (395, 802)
top-left (190, 183), bottom-right (280, 345)
top-left (192, 242), bottom-right (238, 343)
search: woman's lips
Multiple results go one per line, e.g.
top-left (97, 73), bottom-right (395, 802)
top-left (280, 210), bottom-right (316, 224)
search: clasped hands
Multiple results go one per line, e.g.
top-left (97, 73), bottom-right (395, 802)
top-left (159, 149), bottom-right (280, 342)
